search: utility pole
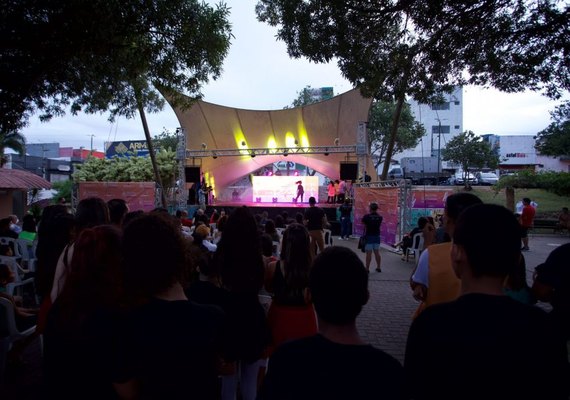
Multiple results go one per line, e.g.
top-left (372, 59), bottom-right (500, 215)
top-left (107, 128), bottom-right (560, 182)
top-left (88, 134), bottom-right (95, 153)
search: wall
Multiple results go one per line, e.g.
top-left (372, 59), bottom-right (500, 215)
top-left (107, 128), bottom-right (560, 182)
top-left (397, 86), bottom-right (463, 167)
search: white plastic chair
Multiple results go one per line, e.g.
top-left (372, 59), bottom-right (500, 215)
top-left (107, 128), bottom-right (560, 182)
top-left (17, 238), bottom-right (37, 272)
top-left (0, 297), bottom-right (37, 383)
top-left (0, 237), bottom-right (22, 260)
top-left (405, 232), bottom-right (424, 264)
top-left (0, 255), bottom-right (35, 301)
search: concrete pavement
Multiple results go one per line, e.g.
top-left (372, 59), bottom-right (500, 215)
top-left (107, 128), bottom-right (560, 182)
top-left (335, 233), bottom-right (570, 364)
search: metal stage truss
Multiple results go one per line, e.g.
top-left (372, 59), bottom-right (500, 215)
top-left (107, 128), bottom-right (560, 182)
top-left (185, 145), bottom-right (357, 158)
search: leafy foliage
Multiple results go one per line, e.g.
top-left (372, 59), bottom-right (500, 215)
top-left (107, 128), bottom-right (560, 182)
top-left (535, 101), bottom-right (570, 157)
top-left (0, 131), bottom-right (26, 167)
top-left (1, 0), bottom-right (232, 131)
top-left (73, 149), bottom-right (177, 187)
top-left (495, 170), bottom-right (570, 197)
top-left (51, 180), bottom-right (73, 204)
top-left (256, 0), bottom-right (570, 177)
top-left (368, 100), bottom-right (425, 168)
top-left (153, 129), bottom-right (180, 152)
top-left (441, 131), bottom-right (499, 188)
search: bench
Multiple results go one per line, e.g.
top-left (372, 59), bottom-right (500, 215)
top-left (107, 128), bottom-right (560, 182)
top-left (531, 219), bottom-right (558, 234)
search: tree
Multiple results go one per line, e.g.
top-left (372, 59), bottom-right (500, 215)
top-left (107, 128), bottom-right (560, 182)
top-left (368, 100), bottom-right (425, 169)
top-left (0, 131), bottom-right (26, 167)
top-left (441, 131), bottom-right (499, 189)
top-left (73, 149), bottom-right (177, 189)
top-left (535, 101), bottom-right (570, 157)
top-left (1, 0), bottom-right (232, 206)
top-left (256, 1), bottom-right (569, 179)
top-left (153, 129), bottom-right (180, 152)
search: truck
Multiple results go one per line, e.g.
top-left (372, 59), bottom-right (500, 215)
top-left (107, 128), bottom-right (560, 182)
top-left (387, 157), bottom-right (453, 185)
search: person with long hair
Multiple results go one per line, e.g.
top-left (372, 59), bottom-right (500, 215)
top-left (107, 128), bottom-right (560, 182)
top-left (214, 206), bottom-right (270, 400)
top-left (118, 212), bottom-right (225, 399)
top-left (264, 223), bottom-right (317, 355)
top-left (50, 197), bottom-right (110, 302)
top-left (43, 225), bottom-right (123, 399)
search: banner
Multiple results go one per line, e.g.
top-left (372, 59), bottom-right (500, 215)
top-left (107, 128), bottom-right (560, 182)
top-left (78, 182), bottom-right (156, 212)
top-left (353, 186), bottom-right (399, 245)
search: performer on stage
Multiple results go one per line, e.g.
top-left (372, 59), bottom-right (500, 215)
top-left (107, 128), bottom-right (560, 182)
top-left (295, 180), bottom-right (304, 203)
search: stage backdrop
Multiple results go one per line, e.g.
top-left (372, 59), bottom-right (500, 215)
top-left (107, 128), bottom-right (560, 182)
top-left (252, 176), bottom-right (319, 203)
top-left (353, 186), bottom-right (399, 245)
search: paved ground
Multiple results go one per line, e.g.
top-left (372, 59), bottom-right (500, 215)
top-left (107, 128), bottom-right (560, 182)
top-left (2, 233), bottom-right (569, 399)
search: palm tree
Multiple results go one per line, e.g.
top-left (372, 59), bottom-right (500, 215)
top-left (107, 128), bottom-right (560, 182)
top-left (0, 131), bottom-right (26, 167)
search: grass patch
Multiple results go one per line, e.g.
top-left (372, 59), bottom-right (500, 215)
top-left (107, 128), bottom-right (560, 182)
top-left (452, 187), bottom-right (570, 218)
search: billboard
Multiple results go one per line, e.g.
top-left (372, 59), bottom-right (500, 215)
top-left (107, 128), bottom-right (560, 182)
top-left (105, 140), bottom-right (149, 158)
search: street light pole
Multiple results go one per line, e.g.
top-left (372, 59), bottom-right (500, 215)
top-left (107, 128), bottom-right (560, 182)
top-left (88, 134), bottom-right (95, 153)
top-left (437, 118), bottom-right (441, 175)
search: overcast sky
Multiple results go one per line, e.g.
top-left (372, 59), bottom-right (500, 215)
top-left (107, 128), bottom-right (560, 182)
top-left (21, 0), bottom-right (566, 152)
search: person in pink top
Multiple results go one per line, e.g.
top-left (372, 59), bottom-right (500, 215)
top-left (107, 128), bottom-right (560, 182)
top-left (520, 197), bottom-right (536, 251)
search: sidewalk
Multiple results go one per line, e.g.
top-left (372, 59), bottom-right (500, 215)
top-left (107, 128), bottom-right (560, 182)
top-left (335, 233), bottom-right (570, 363)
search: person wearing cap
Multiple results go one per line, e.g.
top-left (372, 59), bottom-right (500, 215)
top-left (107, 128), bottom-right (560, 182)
top-left (303, 197), bottom-right (327, 256)
top-left (405, 204), bottom-right (569, 400)
top-left (361, 202), bottom-right (383, 273)
top-left (532, 243), bottom-right (570, 353)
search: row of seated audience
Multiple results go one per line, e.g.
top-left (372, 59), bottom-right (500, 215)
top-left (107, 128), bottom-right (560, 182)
top-left (2, 195), bottom-right (568, 399)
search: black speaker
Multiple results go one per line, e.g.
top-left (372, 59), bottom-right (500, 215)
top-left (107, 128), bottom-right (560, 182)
top-left (340, 162), bottom-right (358, 180)
top-left (185, 167), bottom-right (201, 183)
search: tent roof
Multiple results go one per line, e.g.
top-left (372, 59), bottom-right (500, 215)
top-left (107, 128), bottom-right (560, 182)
top-left (169, 88), bottom-right (374, 190)
top-left (0, 168), bottom-right (52, 190)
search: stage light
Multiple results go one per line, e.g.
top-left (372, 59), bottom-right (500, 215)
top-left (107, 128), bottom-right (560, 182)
top-left (324, 147), bottom-right (329, 156)
top-left (212, 153), bottom-right (218, 159)
top-left (201, 143), bottom-right (207, 150)
top-left (334, 138), bottom-right (340, 145)
top-left (250, 152), bottom-right (256, 158)
top-left (256, 197), bottom-right (261, 203)
top-left (272, 197), bottom-right (278, 203)
top-left (294, 139), bottom-right (298, 145)
top-left (241, 140), bottom-right (246, 146)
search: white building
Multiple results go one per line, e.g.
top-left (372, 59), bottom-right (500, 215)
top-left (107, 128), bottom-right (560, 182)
top-left (394, 86), bottom-right (463, 169)
top-left (482, 134), bottom-right (570, 173)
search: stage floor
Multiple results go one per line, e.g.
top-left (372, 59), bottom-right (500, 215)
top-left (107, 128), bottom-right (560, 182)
top-left (206, 201), bottom-right (340, 209)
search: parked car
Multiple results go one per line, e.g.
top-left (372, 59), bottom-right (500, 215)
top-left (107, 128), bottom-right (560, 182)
top-left (449, 171), bottom-right (478, 186)
top-left (475, 171), bottom-right (499, 185)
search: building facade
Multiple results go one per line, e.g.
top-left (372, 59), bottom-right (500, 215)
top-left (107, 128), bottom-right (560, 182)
top-left (482, 134), bottom-right (570, 173)
top-left (395, 86), bottom-right (463, 169)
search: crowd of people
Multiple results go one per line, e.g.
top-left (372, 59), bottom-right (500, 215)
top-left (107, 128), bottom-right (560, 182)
top-left (0, 193), bottom-right (568, 399)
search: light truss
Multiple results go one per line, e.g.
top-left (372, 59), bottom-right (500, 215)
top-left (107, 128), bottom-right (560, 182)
top-left (185, 145), bottom-right (357, 158)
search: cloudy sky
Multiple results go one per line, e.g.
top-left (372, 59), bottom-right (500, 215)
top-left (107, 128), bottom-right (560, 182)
top-left (21, 0), bottom-right (566, 151)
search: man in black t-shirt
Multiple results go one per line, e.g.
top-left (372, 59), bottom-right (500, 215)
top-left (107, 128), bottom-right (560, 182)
top-left (405, 204), bottom-right (569, 400)
top-left (304, 196), bottom-right (327, 255)
top-left (362, 202), bottom-right (383, 272)
top-left (259, 247), bottom-right (405, 400)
